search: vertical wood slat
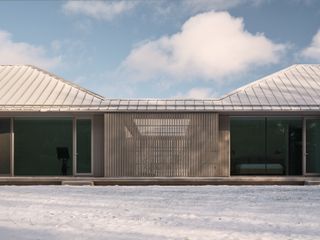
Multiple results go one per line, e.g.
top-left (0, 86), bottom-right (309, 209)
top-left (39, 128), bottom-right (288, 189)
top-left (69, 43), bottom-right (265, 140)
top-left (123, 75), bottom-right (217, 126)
top-left (104, 114), bottom-right (109, 176)
top-left (219, 115), bottom-right (230, 176)
top-left (93, 115), bottom-right (104, 177)
top-left (104, 112), bottom-right (223, 177)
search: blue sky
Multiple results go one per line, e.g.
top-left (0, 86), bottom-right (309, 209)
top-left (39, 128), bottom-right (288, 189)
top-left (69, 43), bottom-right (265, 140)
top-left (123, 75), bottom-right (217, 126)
top-left (0, 0), bottom-right (319, 99)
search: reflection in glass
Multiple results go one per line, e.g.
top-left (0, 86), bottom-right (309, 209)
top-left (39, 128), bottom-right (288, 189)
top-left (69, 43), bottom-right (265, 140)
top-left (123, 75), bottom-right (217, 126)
top-left (306, 119), bottom-right (320, 174)
top-left (231, 117), bottom-right (302, 175)
top-left (76, 119), bottom-right (91, 174)
top-left (14, 118), bottom-right (73, 176)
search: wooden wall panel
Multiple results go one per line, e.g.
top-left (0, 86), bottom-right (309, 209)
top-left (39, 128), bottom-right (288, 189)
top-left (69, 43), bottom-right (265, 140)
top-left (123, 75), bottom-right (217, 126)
top-left (104, 112), bottom-right (223, 177)
top-left (93, 115), bottom-right (104, 177)
top-left (219, 115), bottom-right (230, 176)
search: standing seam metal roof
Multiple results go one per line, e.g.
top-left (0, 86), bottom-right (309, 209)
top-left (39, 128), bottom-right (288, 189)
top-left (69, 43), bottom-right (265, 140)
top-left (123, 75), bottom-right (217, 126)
top-left (219, 64), bottom-right (320, 111)
top-left (0, 64), bottom-right (319, 112)
top-left (0, 65), bottom-right (104, 111)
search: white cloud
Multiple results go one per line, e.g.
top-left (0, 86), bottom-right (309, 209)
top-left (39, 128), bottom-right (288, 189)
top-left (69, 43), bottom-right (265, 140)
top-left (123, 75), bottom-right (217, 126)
top-left (301, 30), bottom-right (320, 61)
top-left (176, 87), bottom-right (216, 99)
top-left (121, 11), bottom-right (286, 82)
top-left (0, 30), bottom-right (60, 69)
top-left (63, 0), bottom-right (137, 21)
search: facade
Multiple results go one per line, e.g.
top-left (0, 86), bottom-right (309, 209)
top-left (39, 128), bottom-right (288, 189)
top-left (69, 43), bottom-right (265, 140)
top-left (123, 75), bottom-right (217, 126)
top-left (0, 64), bottom-right (320, 177)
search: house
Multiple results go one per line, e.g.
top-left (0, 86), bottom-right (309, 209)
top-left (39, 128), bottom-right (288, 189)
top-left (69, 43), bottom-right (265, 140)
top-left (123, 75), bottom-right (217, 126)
top-left (0, 64), bottom-right (319, 178)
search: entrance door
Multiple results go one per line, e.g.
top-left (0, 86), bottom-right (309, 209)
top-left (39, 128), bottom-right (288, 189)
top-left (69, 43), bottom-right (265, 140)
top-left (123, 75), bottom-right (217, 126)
top-left (305, 119), bottom-right (320, 174)
top-left (76, 119), bottom-right (92, 175)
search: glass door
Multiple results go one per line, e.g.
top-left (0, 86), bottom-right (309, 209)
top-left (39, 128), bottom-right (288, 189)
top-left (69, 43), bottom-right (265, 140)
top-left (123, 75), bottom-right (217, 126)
top-left (76, 119), bottom-right (92, 175)
top-left (305, 119), bottom-right (320, 175)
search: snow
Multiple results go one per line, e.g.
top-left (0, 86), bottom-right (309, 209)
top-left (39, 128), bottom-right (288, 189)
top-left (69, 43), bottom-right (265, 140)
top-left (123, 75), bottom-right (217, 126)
top-left (0, 185), bottom-right (319, 240)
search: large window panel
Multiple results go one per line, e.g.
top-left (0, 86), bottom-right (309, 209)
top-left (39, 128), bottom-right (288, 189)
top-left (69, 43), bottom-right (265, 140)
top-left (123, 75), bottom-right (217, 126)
top-left (231, 117), bottom-right (302, 175)
top-left (230, 117), bottom-right (265, 175)
top-left (14, 118), bottom-right (73, 176)
top-left (76, 119), bottom-right (92, 174)
top-left (306, 119), bottom-right (320, 174)
top-left (266, 118), bottom-right (302, 175)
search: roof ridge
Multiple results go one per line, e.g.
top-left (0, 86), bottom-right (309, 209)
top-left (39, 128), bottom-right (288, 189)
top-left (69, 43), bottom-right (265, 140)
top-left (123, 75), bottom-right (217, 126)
top-left (26, 65), bottom-right (105, 100)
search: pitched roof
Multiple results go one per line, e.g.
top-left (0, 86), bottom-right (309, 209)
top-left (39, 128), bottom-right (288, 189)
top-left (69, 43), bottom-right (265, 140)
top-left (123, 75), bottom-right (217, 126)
top-left (101, 64), bottom-right (320, 111)
top-left (0, 65), bottom-right (104, 111)
top-left (0, 64), bottom-right (319, 112)
top-left (219, 64), bottom-right (320, 111)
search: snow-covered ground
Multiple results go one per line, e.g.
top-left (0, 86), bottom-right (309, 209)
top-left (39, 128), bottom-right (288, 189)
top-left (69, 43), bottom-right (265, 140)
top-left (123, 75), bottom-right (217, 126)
top-left (0, 185), bottom-right (319, 240)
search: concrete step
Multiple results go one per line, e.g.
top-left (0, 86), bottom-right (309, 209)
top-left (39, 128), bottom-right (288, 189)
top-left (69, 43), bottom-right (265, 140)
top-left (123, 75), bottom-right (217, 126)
top-left (61, 180), bottom-right (94, 186)
top-left (304, 180), bottom-right (320, 185)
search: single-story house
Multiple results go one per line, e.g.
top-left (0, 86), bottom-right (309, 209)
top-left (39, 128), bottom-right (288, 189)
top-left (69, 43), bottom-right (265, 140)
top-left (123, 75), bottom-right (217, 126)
top-left (0, 64), bottom-right (319, 178)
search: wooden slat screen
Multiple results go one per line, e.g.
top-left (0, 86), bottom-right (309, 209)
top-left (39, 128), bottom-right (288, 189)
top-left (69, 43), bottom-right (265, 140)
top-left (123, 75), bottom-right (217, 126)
top-left (105, 113), bottom-right (221, 177)
top-left (219, 115), bottom-right (230, 177)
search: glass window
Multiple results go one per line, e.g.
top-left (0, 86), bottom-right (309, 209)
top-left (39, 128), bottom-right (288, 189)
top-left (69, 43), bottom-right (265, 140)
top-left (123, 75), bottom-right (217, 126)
top-left (76, 119), bottom-right (92, 174)
top-left (230, 117), bottom-right (266, 175)
top-left (0, 119), bottom-right (10, 175)
top-left (266, 118), bottom-right (302, 175)
top-left (306, 119), bottom-right (320, 174)
top-left (14, 118), bottom-right (73, 176)
top-left (231, 117), bottom-right (302, 175)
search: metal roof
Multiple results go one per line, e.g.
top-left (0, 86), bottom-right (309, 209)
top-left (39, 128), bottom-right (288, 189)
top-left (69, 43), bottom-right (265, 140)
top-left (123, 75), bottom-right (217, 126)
top-left (0, 65), bottom-right (104, 111)
top-left (219, 64), bottom-right (320, 111)
top-left (0, 64), bottom-right (319, 112)
top-left (102, 64), bottom-right (320, 112)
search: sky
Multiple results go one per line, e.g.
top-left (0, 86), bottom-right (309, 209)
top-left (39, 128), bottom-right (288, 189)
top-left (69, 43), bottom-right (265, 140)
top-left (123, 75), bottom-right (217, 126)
top-left (0, 0), bottom-right (319, 99)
